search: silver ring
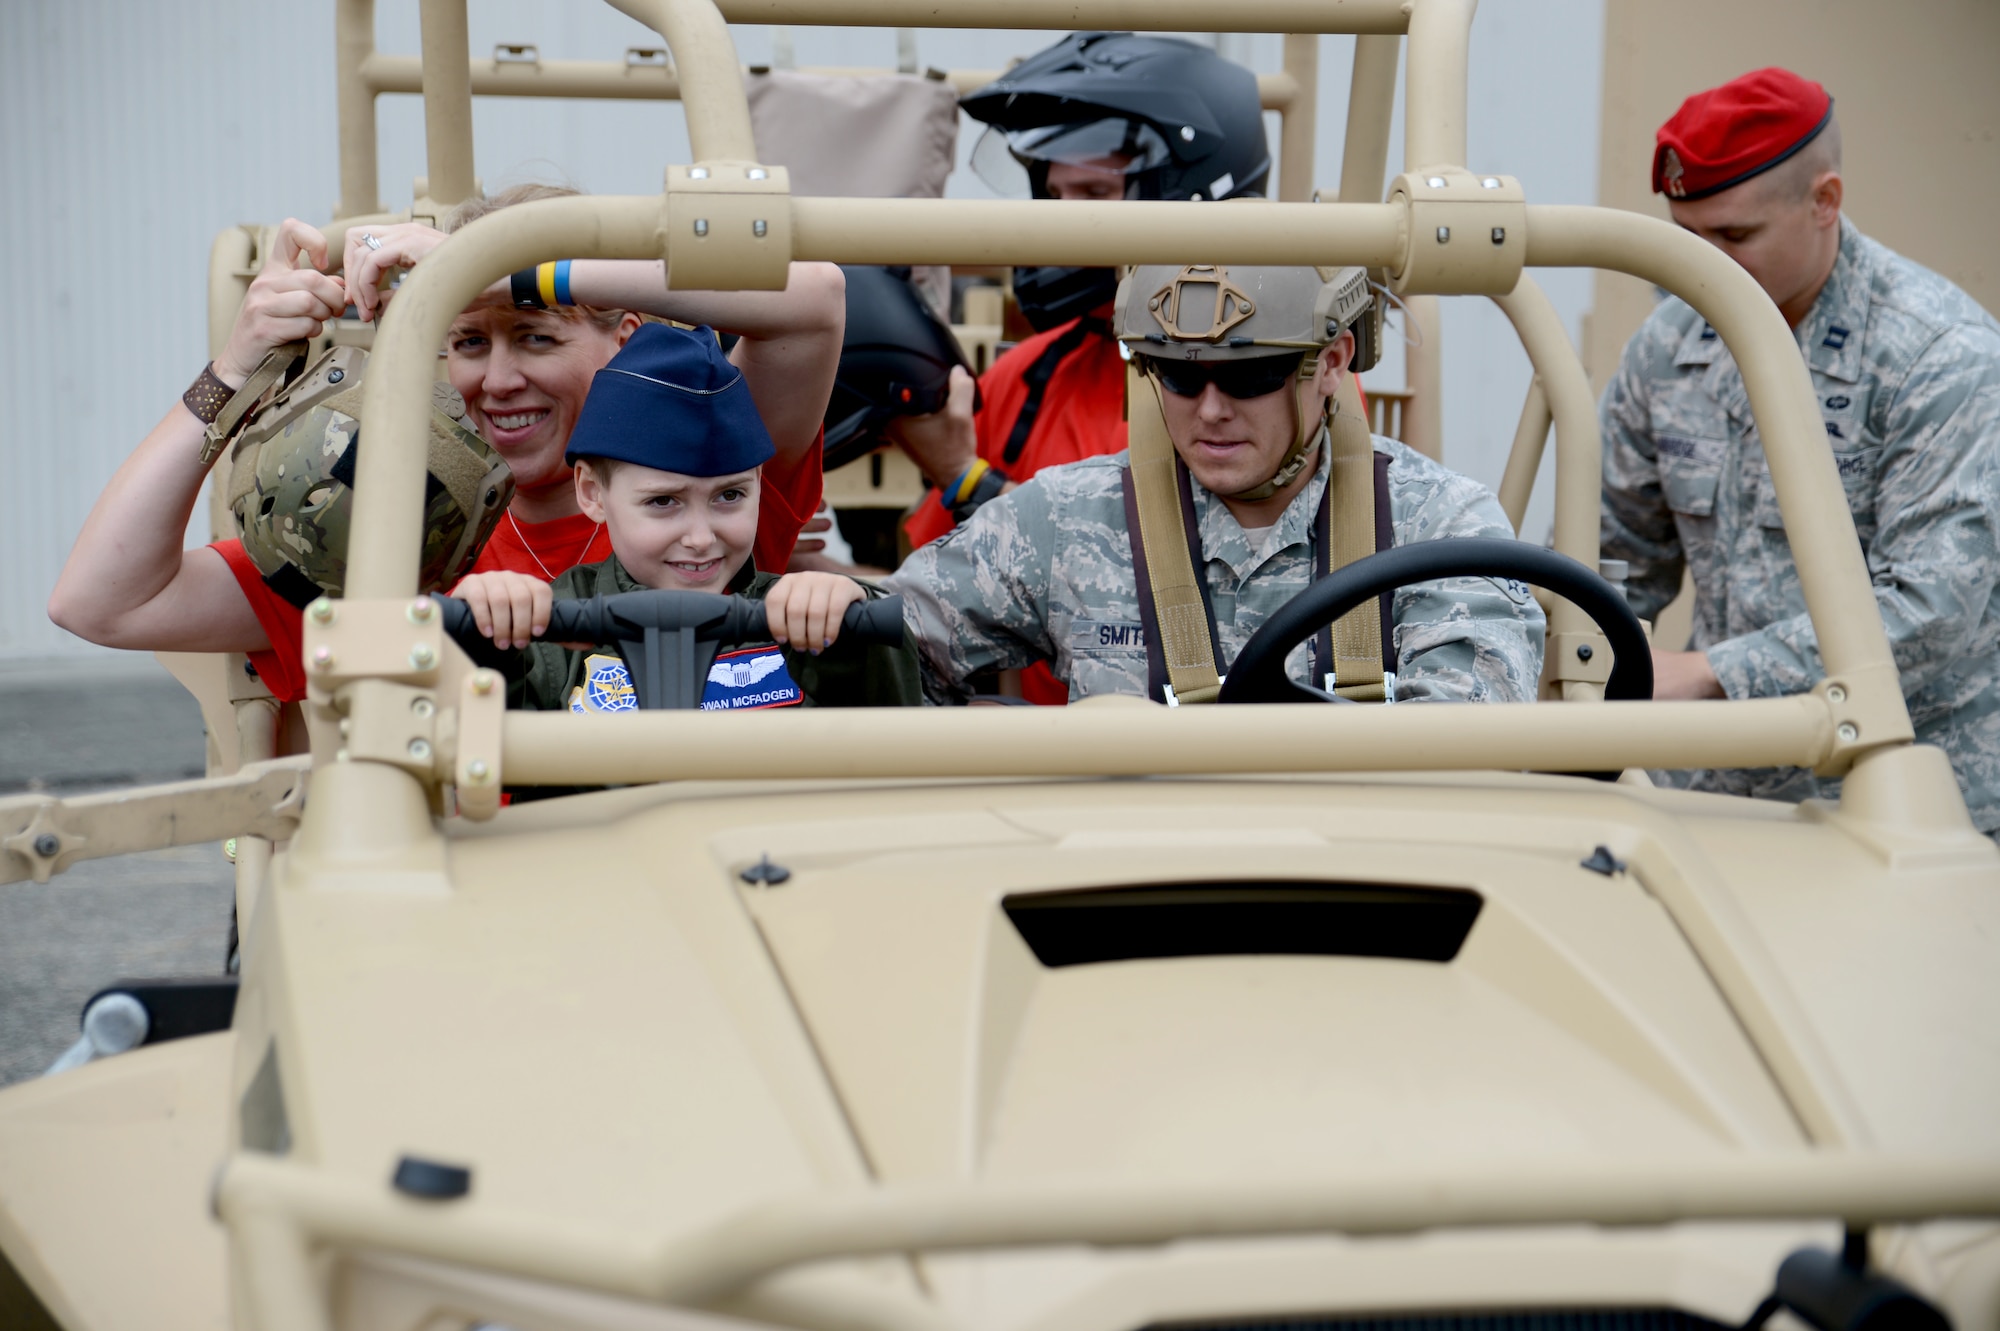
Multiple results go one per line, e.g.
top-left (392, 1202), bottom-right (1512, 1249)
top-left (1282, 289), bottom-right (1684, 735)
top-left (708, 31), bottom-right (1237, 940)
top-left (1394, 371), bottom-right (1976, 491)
top-left (361, 232), bottom-right (383, 251)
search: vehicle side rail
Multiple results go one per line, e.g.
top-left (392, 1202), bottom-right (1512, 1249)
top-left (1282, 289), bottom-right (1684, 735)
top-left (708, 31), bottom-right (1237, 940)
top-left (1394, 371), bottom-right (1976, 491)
top-left (0, 757), bottom-right (309, 885)
top-left (216, 1152), bottom-right (2000, 1329)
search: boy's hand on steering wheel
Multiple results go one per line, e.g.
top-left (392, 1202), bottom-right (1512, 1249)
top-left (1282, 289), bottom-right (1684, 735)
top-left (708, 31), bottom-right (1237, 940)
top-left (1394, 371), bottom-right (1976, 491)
top-left (215, 218), bottom-right (347, 386)
top-left (765, 573), bottom-right (868, 656)
top-left (453, 571), bottom-right (552, 650)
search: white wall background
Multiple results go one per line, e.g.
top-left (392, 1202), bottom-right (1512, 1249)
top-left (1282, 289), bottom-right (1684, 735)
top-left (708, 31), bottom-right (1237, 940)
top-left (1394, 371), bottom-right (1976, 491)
top-left (0, 1), bottom-right (1601, 659)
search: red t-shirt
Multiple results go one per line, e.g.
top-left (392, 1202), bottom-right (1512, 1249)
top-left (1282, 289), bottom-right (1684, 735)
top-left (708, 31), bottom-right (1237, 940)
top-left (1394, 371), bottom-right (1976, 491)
top-left (469, 428), bottom-right (825, 580)
top-left (210, 539), bottom-right (309, 703)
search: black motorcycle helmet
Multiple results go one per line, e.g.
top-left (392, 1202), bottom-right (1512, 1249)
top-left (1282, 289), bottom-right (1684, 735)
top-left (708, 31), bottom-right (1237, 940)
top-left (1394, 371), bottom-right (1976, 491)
top-left (822, 266), bottom-right (981, 470)
top-left (964, 32), bottom-right (1272, 332)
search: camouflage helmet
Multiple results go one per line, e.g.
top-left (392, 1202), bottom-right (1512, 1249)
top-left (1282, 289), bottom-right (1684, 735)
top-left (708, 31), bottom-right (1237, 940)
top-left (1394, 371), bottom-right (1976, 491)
top-left (1114, 263), bottom-right (1380, 370)
top-left (1114, 264), bottom-right (1379, 501)
top-left (225, 346), bottom-right (514, 606)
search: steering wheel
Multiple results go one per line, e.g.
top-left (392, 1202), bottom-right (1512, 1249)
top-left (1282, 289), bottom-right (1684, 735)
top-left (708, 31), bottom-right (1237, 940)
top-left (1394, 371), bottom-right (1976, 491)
top-left (1216, 538), bottom-right (1653, 705)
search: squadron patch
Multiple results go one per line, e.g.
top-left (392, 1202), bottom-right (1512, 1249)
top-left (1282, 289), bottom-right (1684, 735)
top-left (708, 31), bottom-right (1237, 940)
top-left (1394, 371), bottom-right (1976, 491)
top-left (701, 645), bottom-right (803, 711)
top-left (569, 653), bottom-right (638, 714)
top-left (1491, 578), bottom-right (1536, 607)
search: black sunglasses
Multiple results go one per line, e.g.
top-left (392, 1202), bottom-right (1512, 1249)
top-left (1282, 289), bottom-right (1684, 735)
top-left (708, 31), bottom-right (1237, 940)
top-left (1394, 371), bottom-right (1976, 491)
top-left (1146, 352), bottom-right (1307, 401)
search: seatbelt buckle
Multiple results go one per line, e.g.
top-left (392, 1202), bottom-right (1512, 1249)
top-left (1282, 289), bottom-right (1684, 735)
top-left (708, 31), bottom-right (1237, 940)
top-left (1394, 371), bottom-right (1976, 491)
top-left (1162, 677), bottom-right (1224, 708)
top-left (1326, 668), bottom-right (1397, 704)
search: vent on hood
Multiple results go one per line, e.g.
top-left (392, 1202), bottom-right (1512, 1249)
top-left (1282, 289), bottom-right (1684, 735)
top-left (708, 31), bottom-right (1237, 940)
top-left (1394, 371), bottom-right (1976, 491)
top-left (1159, 1312), bottom-right (1730, 1331)
top-left (1003, 881), bottom-right (1482, 968)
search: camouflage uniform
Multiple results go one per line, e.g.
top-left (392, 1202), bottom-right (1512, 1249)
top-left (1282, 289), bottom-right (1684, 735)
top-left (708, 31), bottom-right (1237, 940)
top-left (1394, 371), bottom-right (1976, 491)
top-left (1601, 218), bottom-right (2000, 832)
top-left (887, 434), bottom-right (1546, 704)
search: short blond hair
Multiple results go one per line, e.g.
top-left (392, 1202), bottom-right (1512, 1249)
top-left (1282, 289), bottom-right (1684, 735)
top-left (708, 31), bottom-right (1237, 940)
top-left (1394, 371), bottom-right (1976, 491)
top-left (1761, 116), bottom-right (1843, 202)
top-left (446, 183), bottom-right (646, 334)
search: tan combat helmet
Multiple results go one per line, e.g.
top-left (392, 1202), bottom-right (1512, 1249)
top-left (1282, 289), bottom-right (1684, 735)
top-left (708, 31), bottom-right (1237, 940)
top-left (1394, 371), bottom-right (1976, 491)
top-left (225, 346), bottom-right (515, 606)
top-left (1115, 263), bottom-right (1379, 499)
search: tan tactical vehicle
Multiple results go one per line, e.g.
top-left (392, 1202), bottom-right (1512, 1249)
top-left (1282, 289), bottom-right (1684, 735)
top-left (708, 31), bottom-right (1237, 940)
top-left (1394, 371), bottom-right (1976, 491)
top-left (4, 2), bottom-right (1998, 1330)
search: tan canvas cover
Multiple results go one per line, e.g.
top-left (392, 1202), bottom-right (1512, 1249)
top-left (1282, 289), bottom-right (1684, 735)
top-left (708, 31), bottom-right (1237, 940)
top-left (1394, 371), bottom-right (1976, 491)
top-left (746, 69), bottom-right (959, 200)
top-left (748, 68), bottom-right (961, 317)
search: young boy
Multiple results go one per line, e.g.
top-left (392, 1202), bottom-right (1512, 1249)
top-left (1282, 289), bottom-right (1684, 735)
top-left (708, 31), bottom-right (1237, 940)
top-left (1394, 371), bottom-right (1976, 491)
top-left (456, 323), bottom-right (920, 710)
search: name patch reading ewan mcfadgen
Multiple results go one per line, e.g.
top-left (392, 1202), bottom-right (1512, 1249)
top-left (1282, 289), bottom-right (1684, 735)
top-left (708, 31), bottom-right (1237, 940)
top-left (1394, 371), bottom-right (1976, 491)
top-left (702, 645), bottom-right (804, 711)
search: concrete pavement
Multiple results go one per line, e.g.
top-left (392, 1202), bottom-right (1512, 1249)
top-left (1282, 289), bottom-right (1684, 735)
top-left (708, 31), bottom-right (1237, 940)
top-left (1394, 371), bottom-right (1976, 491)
top-left (0, 654), bottom-right (233, 1086)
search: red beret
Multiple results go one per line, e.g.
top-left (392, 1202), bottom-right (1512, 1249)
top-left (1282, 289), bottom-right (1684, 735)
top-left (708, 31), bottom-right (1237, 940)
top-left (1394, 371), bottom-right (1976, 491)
top-left (1653, 67), bottom-right (1834, 200)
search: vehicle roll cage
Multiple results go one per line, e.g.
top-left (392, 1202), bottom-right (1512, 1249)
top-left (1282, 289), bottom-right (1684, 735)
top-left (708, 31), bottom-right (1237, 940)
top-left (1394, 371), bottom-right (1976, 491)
top-left (3, 0), bottom-right (1974, 898)
top-left (302, 0), bottom-right (1948, 833)
top-left (5, 7), bottom-right (1995, 1329)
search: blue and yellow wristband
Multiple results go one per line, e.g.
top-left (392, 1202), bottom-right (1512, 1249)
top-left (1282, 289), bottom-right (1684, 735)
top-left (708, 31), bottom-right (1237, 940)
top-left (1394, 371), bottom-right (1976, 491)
top-left (941, 458), bottom-right (991, 510)
top-left (940, 457), bottom-right (1009, 524)
top-left (509, 259), bottom-right (574, 309)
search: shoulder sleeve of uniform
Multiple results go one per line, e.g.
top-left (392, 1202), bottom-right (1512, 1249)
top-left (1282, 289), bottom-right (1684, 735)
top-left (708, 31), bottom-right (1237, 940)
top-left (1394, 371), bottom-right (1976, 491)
top-left (1611, 296), bottom-right (1703, 388)
top-left (1379, 439), bottom-right (1514, 542)
top-left (884, 469), bottom-right (1066, 702)
top-left (1882, 319), bottom-right (2000, 442)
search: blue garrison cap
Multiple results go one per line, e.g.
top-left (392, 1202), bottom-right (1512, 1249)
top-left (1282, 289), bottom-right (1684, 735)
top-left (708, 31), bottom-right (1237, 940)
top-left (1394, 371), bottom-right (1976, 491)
top-left (564, 324), bottom-right (775, 475)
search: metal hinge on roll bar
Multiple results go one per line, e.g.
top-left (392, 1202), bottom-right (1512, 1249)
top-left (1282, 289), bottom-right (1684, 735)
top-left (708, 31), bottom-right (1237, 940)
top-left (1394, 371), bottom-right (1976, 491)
top-left (663, 162), bottom-right (793, 291)
top-left (300, 596), bottom-right (508, 821)
top-left (1811, 664), bottom-right (1915, 776)
top-left (1387, 168), bottom-right (1527, 296)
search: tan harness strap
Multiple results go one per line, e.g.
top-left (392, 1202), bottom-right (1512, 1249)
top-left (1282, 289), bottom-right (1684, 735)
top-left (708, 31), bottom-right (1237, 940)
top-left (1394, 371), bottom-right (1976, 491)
top-left (1127, 363), bottom-right (1222, 705)
top-left (201, 342), bottom-right (307, 467)
top-left (1126, 365), bottom-right (1392, 705)
top-left (1328, 374), bottom-right (1387, 700)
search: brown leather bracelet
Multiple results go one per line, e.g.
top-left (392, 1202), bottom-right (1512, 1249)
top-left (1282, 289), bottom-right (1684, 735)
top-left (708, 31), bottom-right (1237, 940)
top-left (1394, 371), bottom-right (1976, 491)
top-left (182, 363), bottom-right (237, 425)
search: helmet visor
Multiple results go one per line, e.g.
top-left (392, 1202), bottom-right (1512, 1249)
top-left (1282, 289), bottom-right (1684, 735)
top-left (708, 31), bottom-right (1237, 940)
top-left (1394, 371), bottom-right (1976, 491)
top-left (970, 119), bottom-right (1176, 198)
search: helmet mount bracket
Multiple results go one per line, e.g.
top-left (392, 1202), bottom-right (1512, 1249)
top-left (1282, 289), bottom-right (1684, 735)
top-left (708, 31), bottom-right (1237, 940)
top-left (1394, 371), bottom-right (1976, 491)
top-left (1147, 265), bottom-right (1257, 343)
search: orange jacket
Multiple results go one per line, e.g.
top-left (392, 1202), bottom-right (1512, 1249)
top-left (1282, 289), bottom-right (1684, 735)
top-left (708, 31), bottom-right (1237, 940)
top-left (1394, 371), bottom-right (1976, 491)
top-left (904, 316), bottom-right (1127, 550)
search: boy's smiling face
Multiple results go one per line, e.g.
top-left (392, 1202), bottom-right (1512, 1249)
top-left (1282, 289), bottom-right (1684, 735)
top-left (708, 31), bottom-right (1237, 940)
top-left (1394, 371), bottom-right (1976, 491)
top-left (575, 459), bottom-right (761, 591)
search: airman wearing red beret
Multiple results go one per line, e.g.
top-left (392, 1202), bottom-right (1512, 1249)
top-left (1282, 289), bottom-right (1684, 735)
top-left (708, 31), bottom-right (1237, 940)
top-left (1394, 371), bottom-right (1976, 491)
top-left (1654, 68), bottom-right (1844, 330)
top-left (1598, 67), bottom-right (2000, 837)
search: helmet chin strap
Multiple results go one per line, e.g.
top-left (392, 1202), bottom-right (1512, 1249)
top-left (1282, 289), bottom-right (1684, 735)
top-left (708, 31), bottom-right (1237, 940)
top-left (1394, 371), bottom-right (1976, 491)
top-left (1226, 373), bottom-right (1332, 502)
